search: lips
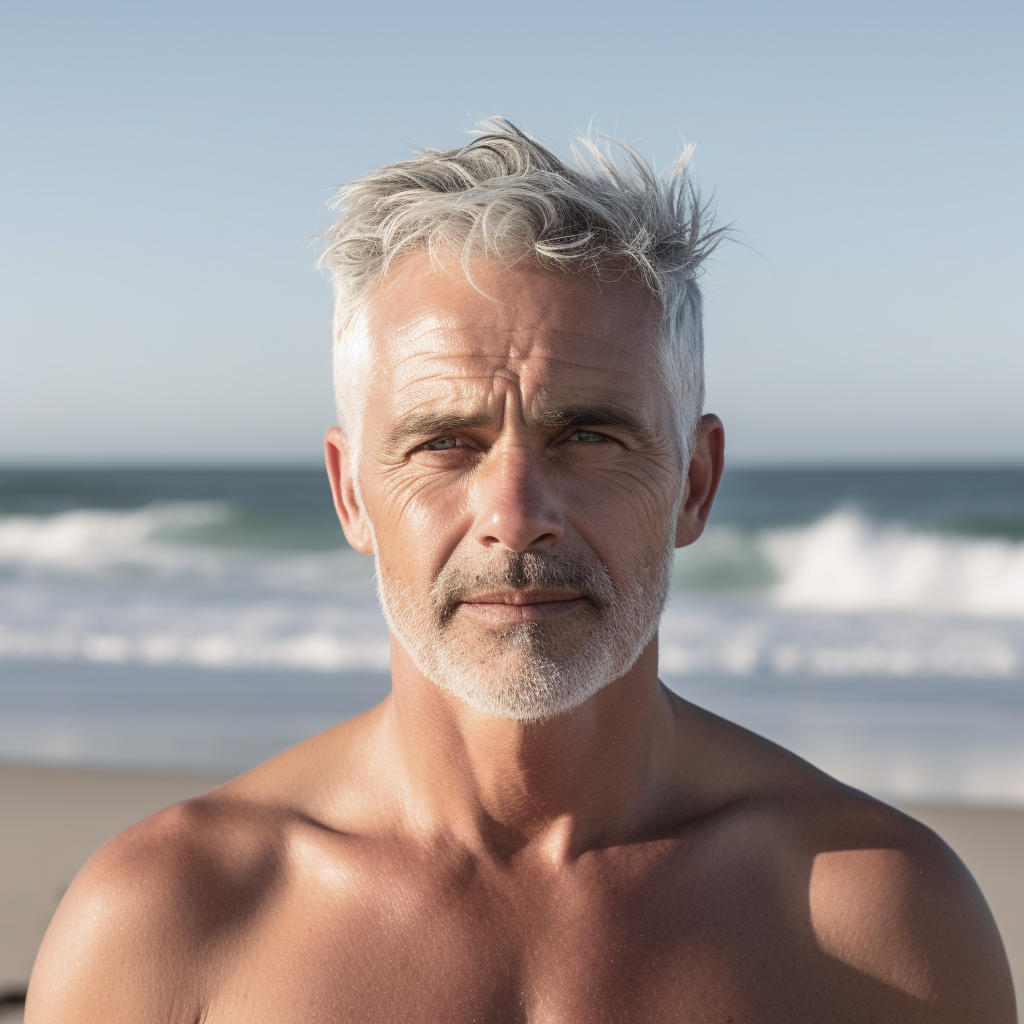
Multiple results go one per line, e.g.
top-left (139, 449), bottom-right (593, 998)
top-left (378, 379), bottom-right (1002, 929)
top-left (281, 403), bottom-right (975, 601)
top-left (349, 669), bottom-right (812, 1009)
top-left (454, 590), bottom-right (589, 623)
top-left (460, 589), bottom-right (584, 606)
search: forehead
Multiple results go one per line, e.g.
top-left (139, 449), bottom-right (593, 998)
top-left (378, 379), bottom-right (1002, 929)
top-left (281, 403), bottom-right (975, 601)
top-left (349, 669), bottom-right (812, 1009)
top-left (362, 254), bottom-right (664, 416)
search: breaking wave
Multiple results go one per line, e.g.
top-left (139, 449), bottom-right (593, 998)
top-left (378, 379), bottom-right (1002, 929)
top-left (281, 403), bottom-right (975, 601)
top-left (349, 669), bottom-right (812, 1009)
top-left (0, 502), bottom-right (388, 672)
top-left (675, 509), bottom-right (1024, 618)
top-left (0, 502), bottom-right (232, 574)
top-left (763, 510), bottom-right (1024, 617)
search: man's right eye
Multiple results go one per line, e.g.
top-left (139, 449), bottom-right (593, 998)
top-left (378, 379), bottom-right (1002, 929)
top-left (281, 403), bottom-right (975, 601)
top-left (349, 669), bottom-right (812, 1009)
top-left (421, 436), bottom-right (459, 451)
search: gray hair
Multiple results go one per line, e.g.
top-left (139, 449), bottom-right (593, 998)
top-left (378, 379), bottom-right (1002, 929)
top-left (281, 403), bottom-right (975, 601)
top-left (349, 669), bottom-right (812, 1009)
top-left (317, 117), bottom-right (725, 456)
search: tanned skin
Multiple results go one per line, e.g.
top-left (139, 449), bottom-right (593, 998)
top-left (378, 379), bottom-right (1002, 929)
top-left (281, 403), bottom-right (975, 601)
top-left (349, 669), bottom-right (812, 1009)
top-left (26, 257), bottom-right (1016, 1022)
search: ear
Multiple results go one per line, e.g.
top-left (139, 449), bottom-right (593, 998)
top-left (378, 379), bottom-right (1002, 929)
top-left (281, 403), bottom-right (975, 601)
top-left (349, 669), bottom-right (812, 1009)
top-left (324, 426), bottom-right (374, 554)
top-left (675, 414), bottom-right (725, 548)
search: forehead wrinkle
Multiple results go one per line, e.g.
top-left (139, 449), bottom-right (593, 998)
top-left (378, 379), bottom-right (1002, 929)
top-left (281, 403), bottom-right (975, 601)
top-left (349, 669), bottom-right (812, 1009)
top-left (524, 370), bottom-right (651, 419)
top-left (377, 307), bottom-right (652, 369)
top-left (383, 356), bottom-right (655, 435)
top-left (374, 309), bottom-right (525, 357)
top-left (391, 349), bottom-right (636, 392)
top-left (372, 297), bottom-right (657, 374)
top-left (369, 297), bottom-right (664, 431)
top-left (387, 365), bottom-right (524, 406)
top-left (514, 356), bottom-right (648, 394)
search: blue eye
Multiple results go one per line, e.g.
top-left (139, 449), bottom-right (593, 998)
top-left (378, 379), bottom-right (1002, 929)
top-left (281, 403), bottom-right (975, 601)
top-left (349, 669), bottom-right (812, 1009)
top-left (570, 430), bottom-right (609, 443)
top-left (423, 436), bottom-right (458, 450)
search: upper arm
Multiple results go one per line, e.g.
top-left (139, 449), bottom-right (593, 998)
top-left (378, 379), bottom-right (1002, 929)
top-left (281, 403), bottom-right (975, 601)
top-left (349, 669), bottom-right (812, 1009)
top-left (808, 816), bottom-right (1017, 1023)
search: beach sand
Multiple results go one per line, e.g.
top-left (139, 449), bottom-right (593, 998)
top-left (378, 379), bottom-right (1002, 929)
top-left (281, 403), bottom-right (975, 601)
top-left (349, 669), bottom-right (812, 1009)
top-left (0, 763), bottom-right (1021, 1018)
top-left (0, 764), bottom-right (228, 1020)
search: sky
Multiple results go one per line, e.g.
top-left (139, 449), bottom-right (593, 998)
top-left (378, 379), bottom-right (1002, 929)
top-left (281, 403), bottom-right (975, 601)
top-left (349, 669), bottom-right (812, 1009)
top-left (1, 0), bottom-right (1021, 465)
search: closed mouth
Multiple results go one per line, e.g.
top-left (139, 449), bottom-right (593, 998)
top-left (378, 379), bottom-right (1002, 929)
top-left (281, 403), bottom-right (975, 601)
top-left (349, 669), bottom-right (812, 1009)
top-left (454, 590), bottom-right (591, 623)
top-left (460, 589), bottom-right (585, 606)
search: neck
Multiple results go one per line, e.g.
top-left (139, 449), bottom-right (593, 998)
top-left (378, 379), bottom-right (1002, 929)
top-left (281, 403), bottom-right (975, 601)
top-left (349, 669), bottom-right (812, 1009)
top-left (382, 637), bottom-right (680, 862)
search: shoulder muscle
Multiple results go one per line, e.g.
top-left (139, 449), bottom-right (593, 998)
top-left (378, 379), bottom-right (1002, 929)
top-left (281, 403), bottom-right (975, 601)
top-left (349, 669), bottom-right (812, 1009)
top-left (25, 794), bottom-right (284, 1024)
top-left (808, 805), bottom-right (1016, 1022)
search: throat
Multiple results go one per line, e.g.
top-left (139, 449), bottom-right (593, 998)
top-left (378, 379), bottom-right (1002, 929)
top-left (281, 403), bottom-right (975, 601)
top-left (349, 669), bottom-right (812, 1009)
top-left (385, 639), bottom-right (675, 859)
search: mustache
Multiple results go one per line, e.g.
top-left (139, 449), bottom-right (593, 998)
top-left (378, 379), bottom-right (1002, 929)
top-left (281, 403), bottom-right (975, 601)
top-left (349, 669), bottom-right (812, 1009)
top-left (431, 550), bottom-right (617, 623)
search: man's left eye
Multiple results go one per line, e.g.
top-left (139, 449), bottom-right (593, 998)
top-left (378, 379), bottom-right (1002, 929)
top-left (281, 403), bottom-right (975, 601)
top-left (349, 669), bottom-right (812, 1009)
top-left (568, 430), bottom-right (610, 443)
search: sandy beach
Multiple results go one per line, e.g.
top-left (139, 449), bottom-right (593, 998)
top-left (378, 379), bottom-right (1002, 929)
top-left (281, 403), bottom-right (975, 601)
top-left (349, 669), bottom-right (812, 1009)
top-left (0, 763), bottom-right (1020, 1018)
top-left (0, 763), bottom-right (228, 1019)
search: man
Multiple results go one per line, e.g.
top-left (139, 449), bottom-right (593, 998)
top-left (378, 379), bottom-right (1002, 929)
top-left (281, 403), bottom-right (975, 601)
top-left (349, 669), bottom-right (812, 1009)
top-left (27, 119), bottom-right (1015, 1022)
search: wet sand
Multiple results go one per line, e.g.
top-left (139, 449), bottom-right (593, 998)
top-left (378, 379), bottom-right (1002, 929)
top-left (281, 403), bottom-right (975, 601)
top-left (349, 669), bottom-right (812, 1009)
top-left (0, 763), bottom-right (1020, 1016)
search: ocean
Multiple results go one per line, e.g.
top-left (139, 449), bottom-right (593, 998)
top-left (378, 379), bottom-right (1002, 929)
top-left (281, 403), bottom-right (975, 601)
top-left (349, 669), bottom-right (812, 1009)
top-left (1, 466), bottom-right (1022, 804)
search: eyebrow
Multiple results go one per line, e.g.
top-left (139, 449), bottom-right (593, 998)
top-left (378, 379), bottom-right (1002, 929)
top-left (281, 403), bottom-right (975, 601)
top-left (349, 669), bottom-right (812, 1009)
top-left (386, 412), bottom-right (493, 450)
top-left (386, 406), bottom-right (656, 450)
top-left (535, 406), bottom-right (652, 438)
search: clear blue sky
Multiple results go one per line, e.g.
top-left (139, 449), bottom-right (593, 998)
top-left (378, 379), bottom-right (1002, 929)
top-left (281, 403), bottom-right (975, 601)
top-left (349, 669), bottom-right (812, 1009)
top-left (1, 0), bottom-right (1020, 464)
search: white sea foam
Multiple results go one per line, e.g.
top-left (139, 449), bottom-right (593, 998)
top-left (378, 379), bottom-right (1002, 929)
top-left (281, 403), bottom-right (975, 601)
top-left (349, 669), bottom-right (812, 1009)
top-left (0, 623), bottom-right (391, 671)
top-left (762, 510), bottom-right (1024, 617)
top-left (658, 603), bottom-right (1023, 679)
top-left (0, 502), bottom-right (230, 572)
top-left (0, 502), bottom-right (390, 671)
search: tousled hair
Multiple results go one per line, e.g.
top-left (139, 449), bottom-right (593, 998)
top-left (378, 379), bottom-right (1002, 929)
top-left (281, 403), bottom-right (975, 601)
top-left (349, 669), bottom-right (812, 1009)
top-left (317, 117), bottom-right (725, 456)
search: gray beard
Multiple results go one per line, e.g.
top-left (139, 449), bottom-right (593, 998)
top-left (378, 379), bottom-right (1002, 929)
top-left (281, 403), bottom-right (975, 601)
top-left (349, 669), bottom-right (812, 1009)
top-left (376, 544), bottom-right (674, 722)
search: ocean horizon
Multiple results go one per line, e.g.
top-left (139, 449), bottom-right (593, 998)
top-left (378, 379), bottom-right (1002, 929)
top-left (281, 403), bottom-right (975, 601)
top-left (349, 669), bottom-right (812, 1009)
top-left (1, 464), bottom-right (1022, 805)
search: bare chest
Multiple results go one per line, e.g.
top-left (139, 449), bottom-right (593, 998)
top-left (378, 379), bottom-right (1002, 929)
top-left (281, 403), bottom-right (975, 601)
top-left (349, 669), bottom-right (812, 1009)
top-left (200, 846), bottom-right (909, 1024)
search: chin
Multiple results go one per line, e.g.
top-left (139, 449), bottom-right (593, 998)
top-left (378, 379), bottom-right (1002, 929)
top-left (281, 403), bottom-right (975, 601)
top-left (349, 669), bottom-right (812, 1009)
top-left (413, 627), bottom-right (650, 722)
top-left (377, 558), bottom-right (670, 721)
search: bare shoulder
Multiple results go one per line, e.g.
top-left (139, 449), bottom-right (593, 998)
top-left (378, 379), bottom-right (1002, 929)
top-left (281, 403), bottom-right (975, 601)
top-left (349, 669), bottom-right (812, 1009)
top-left (800, 786), bottom-right (1014, 1012)
top-left (695, 705), bottom-right (1017, 1022)
top-left (26, 711), bottom-right (386, 1024)
top-left (25, 781), bottom-right (288, 1023)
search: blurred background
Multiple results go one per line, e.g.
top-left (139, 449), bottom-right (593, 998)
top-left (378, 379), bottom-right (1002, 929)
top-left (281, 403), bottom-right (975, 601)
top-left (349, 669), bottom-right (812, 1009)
top-left (1, 0), bottom-right (1023, 1007)
top-left (2, 0), bottom-right (1022, 795)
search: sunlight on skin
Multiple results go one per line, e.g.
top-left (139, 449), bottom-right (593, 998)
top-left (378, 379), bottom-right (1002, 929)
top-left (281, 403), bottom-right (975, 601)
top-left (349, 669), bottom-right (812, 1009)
top-left (809, 847), bottom-right (935, 1000)
top-left (332, 252), bottom-right (719, 558)
top-left (325, 252), bottom-right (720, 728)
top-left (351, 255), bottom-right (687, 545)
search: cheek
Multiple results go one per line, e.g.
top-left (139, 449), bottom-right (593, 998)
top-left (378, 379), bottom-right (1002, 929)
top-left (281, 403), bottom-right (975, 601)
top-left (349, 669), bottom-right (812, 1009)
top-left (366, 471), bottom-right (474, 583)
top-left (563, 460), bottom-right (681, 550)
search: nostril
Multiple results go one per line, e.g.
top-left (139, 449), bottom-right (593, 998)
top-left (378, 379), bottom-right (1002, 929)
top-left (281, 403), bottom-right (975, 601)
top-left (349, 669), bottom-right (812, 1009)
top-left (477, 524), bottom-right (564, 552)
top-left (531, 531), bottom-right (561, 548)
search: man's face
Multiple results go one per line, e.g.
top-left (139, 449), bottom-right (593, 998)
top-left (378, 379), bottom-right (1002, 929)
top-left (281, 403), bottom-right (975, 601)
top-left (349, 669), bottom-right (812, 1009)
top-left (342, 255), bottom-right (687, 720)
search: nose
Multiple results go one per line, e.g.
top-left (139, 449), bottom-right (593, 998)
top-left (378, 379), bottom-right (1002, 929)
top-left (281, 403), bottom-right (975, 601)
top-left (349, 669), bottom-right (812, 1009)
top-left (471, 444), bottom-right (565, 552)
